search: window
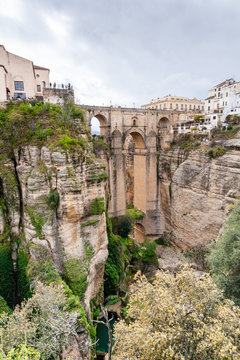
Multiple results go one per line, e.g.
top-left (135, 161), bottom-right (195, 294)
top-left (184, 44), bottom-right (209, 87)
top-left (225, 102), bottom-right (227, 106)
top-left (14, 81), bottom-right (24, 91)
top-left (226, 92), bottom-right (228, 97)
top-left (181, 104), bottom-right (183, 109)
top-left (189, 105), bottom-right (192, 110)
top-left (14, 92), bottom-right (26, 99)
top-left (42, 81), bottom-right (46, 88)
top-left (208, 106), bottom-right (210, 111)
top-left (170, 103), bottom-right (172, 109)
top-left (213, 116), bottom-right (216, 119)
top-left (37, 85), bottom-right (41, 92)
top-left (176, 104), bottom-right (178, 109)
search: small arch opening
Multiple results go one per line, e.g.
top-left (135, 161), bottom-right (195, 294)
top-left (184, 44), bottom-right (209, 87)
top-left (158, 117), bottom-right (170, 130)
top-left (91, 116), bottom-right (100, 135)
top-left (129, 131), bottom-right (145, 149)
top-left (91, 114), bottom-right (107, 136)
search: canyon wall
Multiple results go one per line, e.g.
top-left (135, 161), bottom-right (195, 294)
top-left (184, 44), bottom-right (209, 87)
top-left (159, 141), bottom-right (240, 251)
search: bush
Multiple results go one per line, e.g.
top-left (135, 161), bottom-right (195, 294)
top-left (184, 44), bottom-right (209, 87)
top-left (58, 134), bottom-right (79, 149)
top-left (104, 233), bottom-right (124, 296)
top-left (207, 146), bottom-right (227, 158)
top-left (84, 197), bottom-right (105, 216)
top-left (207, 203), bottom-right (240, 305)
top-left (0, 344), bottom-right (41, 359)
top-left (0, 243), bottom-right (16, 308)
top-left (46, 189), bottom-right (59, 210)
top-left (113, 268), bottom-right (240, 360)
top-left (17, 250), bottom-right (31, 301)
top-left (0, 282), bottom-right (84, 358)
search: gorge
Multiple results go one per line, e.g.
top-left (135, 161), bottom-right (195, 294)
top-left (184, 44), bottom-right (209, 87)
top-left (1, 101), bottom-right (240, 359)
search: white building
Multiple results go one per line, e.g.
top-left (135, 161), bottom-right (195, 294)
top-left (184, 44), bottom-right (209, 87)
top-left (0, 45), bottom-right (50, 102)
top-left (204, 78), bottom-right (240, 126)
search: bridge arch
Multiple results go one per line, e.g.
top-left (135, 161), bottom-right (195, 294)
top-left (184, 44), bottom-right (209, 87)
top-left (91, 113), bottom-right (108, 136)
top-left (158, 117), bottom-right (170, 131)
top-left (124, 128), bottom-right (146, 150)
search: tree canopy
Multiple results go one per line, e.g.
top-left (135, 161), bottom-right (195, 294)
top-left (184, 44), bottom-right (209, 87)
top-left (113, 268), bottom-right (240, 360)
top-left (207, 203), bottom-right (240, 305)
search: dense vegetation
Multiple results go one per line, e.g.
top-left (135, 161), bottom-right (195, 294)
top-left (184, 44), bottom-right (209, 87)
top-left (207, 202), bottom-right (240, 305)
top-left (0, 101), bottom-right (88, 158)
top-left (113, 268), bottom-right (240, 360)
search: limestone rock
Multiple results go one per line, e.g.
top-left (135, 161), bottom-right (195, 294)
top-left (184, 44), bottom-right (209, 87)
top-left (160, 148), bottom-right (240, 250)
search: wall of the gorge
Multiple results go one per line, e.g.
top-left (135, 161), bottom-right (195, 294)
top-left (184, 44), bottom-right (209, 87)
top-left (159, 141), bottom-right (240, 251)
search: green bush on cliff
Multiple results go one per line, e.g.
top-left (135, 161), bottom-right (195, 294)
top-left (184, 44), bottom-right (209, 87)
top-left (207, 203), bottom-right (240, 305)
top-left (26, 206), bottom-right (46, 240)
top-left (0, 242), bottom-right (16, 308)
top-left (46, 189), bottom-right (59, 210)
top-left (104, 232), bottom-right (125, 296)
top-left (17, 250), bottom-right (31, 301)
top-left (126, 205), bottom-right (145, 221)
top-left (0, 344), bottom-right (41, 359)
top-left (63, 242), bottom-right (93, 300)
top-left (0, 101), bottom-right (89, 157)
top-left (207, 146), bottom-right (227, 159)
top-left (0, 295), bottom-right (11, 314)
top-left (84, 197), bottom-right (105, 217)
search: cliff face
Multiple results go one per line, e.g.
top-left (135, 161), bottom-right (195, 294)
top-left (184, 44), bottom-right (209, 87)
top-left (159, 144), bottom-right (240, 251)
top-left (0, 145), bottom-right (108, 312)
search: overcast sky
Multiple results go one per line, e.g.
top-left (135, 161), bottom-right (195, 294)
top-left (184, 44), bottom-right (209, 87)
top-left (0, 0), bottom-right (239, 107)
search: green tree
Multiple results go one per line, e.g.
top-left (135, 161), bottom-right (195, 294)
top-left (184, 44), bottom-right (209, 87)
top-left (0, 282), bottom-right (84, 359)
top-left (207, 203), bottom-right (240, 305)
top-left (0, 344), bottom-right (40, 360)
top-left (113, 268), bottom-right (240, 360)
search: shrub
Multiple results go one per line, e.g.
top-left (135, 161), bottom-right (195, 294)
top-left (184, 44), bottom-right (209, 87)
top-left (126, 206), bottom-right (145, 221)
top-left (113, 268), bottom-right (240, 360)
top-left (63, 243), bottom-right (93, 300)
top-left (104, 233), bottom-right (124, 296)
top-left (58, 134), bottom-right (79, 149)
top-left (17, 250), bottom-right (31, 301)
top-left (46, 189), bottom-right (59, 210)
top-left (207, 203), bottom-right (240, 305)
top-left (0, 282), bottom-right (83, 358)
top-left (0, 243), bottom-right (16, 308)
top-left (84, 197), bottom-right (105, 216)
top-left (0, 344), bottom-right (41, 359)
top-left (207, 146), bottom-right (227, 158)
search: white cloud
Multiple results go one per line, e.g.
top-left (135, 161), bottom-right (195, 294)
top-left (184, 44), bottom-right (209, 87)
top-left (0, 0), bottom-right (22, 20)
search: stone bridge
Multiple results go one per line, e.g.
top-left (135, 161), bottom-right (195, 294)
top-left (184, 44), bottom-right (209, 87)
top-left (81, 105), bottom-right (183, 240)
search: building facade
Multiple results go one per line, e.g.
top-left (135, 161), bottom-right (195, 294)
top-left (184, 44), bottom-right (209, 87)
top-left (204, 78), bottom-right (240, 125)
top-left (0, 45), bottom-right (50, 102)
top-left (141, 95), bottom-right (204, 112)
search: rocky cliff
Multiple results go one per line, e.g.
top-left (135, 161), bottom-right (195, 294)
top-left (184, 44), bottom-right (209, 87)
top-left (159, 141), bottom-right (240, 252)
top-left (0, 102), bottom-right (109, 359)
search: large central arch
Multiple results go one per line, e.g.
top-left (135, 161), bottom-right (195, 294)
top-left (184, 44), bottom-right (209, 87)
top-left (124, 129), bottom-right (147, 213)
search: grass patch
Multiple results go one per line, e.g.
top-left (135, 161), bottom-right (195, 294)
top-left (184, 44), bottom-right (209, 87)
top-left (81, 220), bottom-right (99, 228)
